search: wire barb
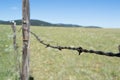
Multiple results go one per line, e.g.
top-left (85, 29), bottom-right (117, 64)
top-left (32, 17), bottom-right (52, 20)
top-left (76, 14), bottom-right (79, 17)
top-left (77, 47), bottom-right (82, 55)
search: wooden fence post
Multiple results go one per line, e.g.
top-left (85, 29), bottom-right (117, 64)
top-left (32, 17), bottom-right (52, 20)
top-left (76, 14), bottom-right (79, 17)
top-left (11, 21), bottom-right (22, 79)
top-left (11, 21), bottom-right (17, 50)
top-left (21, 0), bottom-right (30, 80)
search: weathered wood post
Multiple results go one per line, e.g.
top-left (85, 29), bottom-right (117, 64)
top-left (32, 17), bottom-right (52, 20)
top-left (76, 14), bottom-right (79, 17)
top-left (21, 0), bottom-right (30, 80)
top-left (11, 21), bottom-right (17, 50)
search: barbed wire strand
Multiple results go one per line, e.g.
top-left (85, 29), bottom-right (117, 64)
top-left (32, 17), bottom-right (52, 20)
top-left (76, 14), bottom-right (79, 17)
top-left (30, 31), bottom-right (120, 57)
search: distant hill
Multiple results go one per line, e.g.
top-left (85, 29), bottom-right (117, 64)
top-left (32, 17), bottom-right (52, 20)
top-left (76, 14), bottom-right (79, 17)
top-left (0, 19), bottom-right (101, 28)
top-left (53, 23), bottom-right (82, 27)
top-left (85, 26), bottom-right (102, 28)
top-left (0, 20), bottom-right (11, 25)
top-left (14, 19), bottom-right (53, 26)
top-left (15, 19), bottom-right (83, 27)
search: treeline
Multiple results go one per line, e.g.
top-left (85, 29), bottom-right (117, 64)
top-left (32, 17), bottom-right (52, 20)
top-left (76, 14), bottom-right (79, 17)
top-left (0, 20), bottom-right (11, 25)
top-left (0, 19), bottom-right (101, 28)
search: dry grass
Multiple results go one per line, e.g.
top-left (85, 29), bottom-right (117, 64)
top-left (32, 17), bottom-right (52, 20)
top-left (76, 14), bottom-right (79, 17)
top-left (0, 25), bottom-right (120, 80)
top-left (30, 26), bottom-right (120, 80)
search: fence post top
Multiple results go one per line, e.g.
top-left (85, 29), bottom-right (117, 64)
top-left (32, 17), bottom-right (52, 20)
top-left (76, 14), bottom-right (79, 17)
top-left (10, 20), bottom-right (16, 24)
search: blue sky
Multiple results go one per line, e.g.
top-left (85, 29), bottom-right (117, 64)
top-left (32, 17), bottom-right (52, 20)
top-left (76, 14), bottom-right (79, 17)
top-left (0, 0), bottom-right (120, 28)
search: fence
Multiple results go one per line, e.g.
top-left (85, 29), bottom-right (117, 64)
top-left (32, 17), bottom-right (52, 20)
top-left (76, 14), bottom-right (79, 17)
top-left (0, 24), bottom-right (120, 80)
top-left (9, 22), bottom-right (120, 80)
top-left (30, 31), bottom-right (120, 57)
top-left (11, 22), bottom-right (120, 58)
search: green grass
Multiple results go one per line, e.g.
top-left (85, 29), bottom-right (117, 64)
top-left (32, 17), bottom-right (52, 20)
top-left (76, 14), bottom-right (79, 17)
top-left (0, 25), bottom-right (21, 80)
top-left (0, 25), bottom-right (16, 80)
top-left (0, 25), bottom-right (120, 80)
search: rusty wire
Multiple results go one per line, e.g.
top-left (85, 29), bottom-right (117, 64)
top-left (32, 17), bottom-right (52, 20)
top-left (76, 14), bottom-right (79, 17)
top-left (30, 31), bottom-right (120, 57)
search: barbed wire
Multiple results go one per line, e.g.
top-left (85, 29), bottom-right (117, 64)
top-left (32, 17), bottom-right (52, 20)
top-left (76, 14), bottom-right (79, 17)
top-left (30, 31), bottom-right (120, 57)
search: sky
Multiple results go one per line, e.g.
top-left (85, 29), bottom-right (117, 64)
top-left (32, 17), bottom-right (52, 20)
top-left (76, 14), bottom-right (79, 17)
top-left (0, 0), bottom-right (120, 28)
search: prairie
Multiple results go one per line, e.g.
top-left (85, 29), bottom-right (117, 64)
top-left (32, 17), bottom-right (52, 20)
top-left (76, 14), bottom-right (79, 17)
top-left (0, 25), bottom-right (120, 80)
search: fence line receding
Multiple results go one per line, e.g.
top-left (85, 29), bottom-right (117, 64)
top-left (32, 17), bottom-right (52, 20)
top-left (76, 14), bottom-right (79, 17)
top-left (30, 31), bottom-right (120, 58)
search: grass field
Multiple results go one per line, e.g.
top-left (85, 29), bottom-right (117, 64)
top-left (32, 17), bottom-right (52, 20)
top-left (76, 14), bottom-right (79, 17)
top-left (0, 25), bottom-right (120, 80)
top-left (0, 25), bottom-right (17, 80)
